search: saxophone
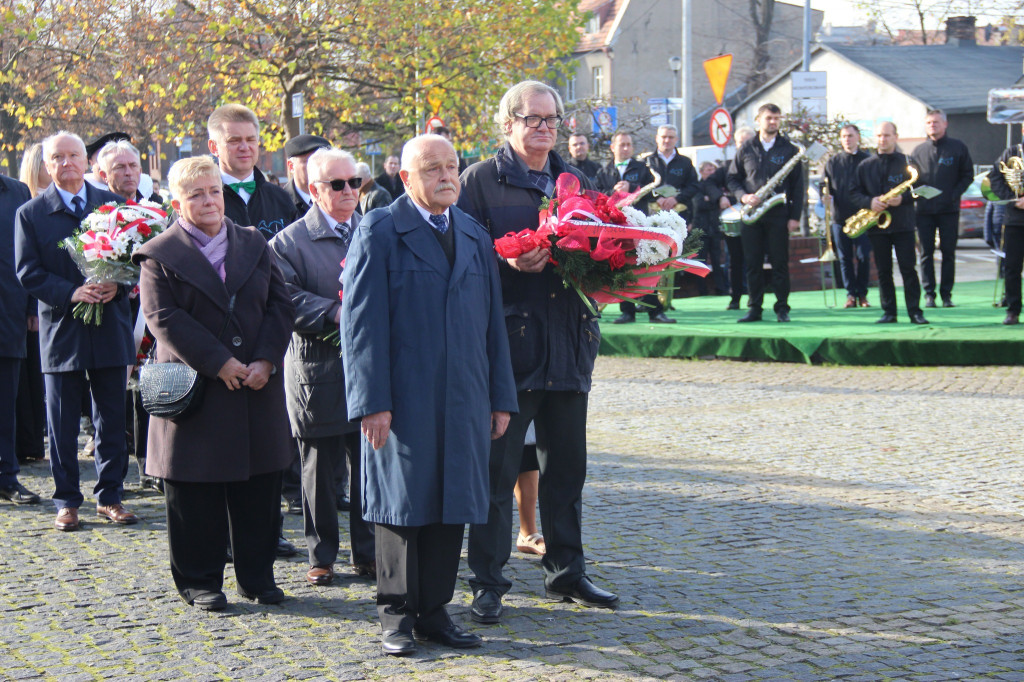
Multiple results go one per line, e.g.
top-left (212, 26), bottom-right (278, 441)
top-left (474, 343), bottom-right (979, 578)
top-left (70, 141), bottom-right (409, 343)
top-left (999, 150), bottom-right (1023, 197)
top-left (721, 140), bottom-right (825, 227)
top-left (843, 165), bottom-right (918, 238)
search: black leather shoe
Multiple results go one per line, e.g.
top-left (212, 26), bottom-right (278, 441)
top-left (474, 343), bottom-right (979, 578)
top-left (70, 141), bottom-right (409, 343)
top-left (381, 629), bottom-right (416, 656)
top-left (726, 299), bottom-right (740, 310)
top-left (910, 313), bottom-right (930, 325)
top-left (924, 294), bottom-right (936, 308)
top-left (737, 311), bottom-right (762, 323)
top-left (942, 298), bottom-right (954, 308)
top-left (237, 586), bottom-right (285, 604)
top-left (0, 482), bottom-right (40, 505)
top-left (191, 591), bottom-right (227, 611)
top-left (776, 312), bottom-right (790, 323)
top-left (612, 313), bottom-right (635, 324)
top-left (471, 589), bottom-right (503, 624)
top-left (415, 623), bottom-right (482, 648)
top-left (648, 313), bottom-right (676, 324)
top-left (546, 576), bottom-right (619, 609)
top-left (876, 314), bottom-right (897, 324)
top-left (1004, 313), bottom-right (1019, 325)
top-left (276, 535), bottom-right (298, 558)
top-left (336, 495), bottom-right (351, 512)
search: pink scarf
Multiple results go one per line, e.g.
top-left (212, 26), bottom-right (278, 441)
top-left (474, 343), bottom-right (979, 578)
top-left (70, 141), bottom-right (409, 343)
top-left (178, 217), bottom-right (228, 281)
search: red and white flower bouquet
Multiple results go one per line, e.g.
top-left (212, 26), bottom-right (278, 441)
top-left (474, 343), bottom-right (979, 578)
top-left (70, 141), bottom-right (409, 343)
top-left (62, 199), bottom-right (169, 325)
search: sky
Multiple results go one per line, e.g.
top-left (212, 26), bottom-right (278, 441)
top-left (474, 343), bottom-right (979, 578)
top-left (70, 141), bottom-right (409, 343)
top-left (808, 0), bottom-right (1010, 29)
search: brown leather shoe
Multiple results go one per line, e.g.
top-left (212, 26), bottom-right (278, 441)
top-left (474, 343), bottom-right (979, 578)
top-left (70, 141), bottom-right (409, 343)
top-left (96, 503), bottom-right (139, 525)
top-left (858, 297), bottom-right (871, 308)
top-left (306, 565), bottom-right (334, 585)
top-left (844, 295), bottom-right (857, 308)
top-left (55, 507), bottom-right (80, 532)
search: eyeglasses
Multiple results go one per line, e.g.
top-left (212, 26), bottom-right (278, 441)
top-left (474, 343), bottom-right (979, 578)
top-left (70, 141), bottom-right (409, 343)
top-left (318, 177), bottom-right (362, 191)
top-left (514, 114), bottom-right (563, 129)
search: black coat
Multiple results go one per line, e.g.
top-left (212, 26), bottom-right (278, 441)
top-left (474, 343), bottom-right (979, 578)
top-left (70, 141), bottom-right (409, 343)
top-left (595, 158), bottom-right (654, 195)
top-left (850, 152), bottom-right (917, 233)
top-left (988, 143), bottom-right (1024, 228)
top-left (284, 181), bottom-right (311, 222)
top-left (644, 150), bottom-right (700, 216)
top-left (910, 135), bottom-right (974, 215)
top-left (222, 167), bottom-right (295, 240)
top-left (374, 171), bottom-right (405, 200)
top-left (458, 143), bottom-right (599, 393)
top-left (566, 156), bottom-right (601, 182)
top-left (0, 175), bottom-right (31, 359)
top-left (727, 135), bottom-right (804, 222)
top-left (15, 183), bottom-right (133, 372)
top-left (823, 149), bottom-right (870, 222)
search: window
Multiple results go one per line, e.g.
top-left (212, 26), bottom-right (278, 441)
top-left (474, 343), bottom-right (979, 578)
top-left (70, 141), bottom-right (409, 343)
top-left (566, 75), bottom-right (577, 103)
top-left (586, 14), bottom-right (600, 34)
top-left (592, 66), bottom-right (604, 99)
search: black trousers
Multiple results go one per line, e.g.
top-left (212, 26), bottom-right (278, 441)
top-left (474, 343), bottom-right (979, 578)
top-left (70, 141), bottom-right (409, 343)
top-left (0, 358), bottom-right (21, 489)
top-left (832, 222), bottom-right (873, 299)
top-left (376, 522), bottom-right (464, 633)
top-left (741, 212), bottom-right (790, 314)
top-left (298, 432), bottom-right (374, 567)
top-left (15, 330), bottom-right (45, 461)
top-left (1004, 225), bottom-right (1024, 316)
top-left (619, 293), bottom-right (663, 318)
top-left (916, 211), bottom-right (959, 300)
top-left (468, 390), bottom-right (589, 594)
top-left (725, 234), bottom-right (746, 302)
top-left (163, 470), bottom-right (282, 603)
top-left (869, 230), bottom-right (922, 318)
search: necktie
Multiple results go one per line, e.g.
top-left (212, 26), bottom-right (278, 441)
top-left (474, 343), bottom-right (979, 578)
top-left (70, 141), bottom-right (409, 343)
top-left (71, 196), bottom-right (85, 219)
top-left (336, 222), bottom-right (351, 247)
top-left (428, 214), bottom-right (449, 234)
top-left (526, 170), bottom-right (552, 195)
top-left (228, 180), bottom-right (257, 194)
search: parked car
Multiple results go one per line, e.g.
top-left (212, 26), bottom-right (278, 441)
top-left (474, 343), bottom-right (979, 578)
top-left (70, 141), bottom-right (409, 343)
top-left (958, 171), bottom-right (989, 239)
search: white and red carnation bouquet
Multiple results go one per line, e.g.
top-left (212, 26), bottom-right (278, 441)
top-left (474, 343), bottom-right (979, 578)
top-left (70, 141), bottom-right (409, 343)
top-left (494, 173), bottom-right (709, 315)
top-left (62, 199), bottom-right (169, 325)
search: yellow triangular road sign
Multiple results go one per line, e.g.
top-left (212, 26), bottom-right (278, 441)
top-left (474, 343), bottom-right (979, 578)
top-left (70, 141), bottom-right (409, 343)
top-left (703, 54), bottom-right (733, 105)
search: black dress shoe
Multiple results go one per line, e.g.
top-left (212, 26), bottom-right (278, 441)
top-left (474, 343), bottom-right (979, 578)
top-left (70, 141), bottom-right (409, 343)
top-left (1004, 313), bottom-right (1019, 325)
top-left (726, 299), bottom-right (740, 310)
top-left (910, 313), bottom-right (930, 325)
top-left (191, 591), bottom-right (227, 611)
top-left (336, 495), bottom-right (351, 512)
top-left (237, 586), bottom-right (285, 604)
top-left (0, 482), bottom-right (40, 505)
top-left (737, 311), bottom-right (762, 323)
top-left (924, 294), bottom-right (936, 308)
top-left (546, 576), bottom-right (619, 609)
top-left (776, 312), bottom-right (790, 323)
top-left (470, 589), bottom-right (503, 624)
top-left (381, 629), bottom-right (416, 656)
top-left (876, 314), bottom-right (897, 324)
top-left (415, 623), bottom-right (482, 648)
top-left (276, 535), bottom-right (298, 557)
top-left (648, 313), bottom-right (676, 324)
top-left (612, 313), bottom-right (635, 324)
top-left (942, 298), bottom-right (955, 308)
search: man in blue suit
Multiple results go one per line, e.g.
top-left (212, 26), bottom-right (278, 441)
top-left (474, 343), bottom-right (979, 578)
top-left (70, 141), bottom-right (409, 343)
top-left (342, 134), bottom-right (517, 656)
top-left (15, 132), bottom-right (138, 531)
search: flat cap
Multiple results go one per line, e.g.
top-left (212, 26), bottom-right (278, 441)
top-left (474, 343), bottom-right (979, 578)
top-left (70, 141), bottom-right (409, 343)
top-left (285, 134), bottom-right (331, 159)
top-left (86, 132), bottom-right (131, 159)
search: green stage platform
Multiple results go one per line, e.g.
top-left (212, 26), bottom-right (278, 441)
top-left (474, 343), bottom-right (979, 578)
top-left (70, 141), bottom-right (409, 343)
top-left (598, 279), bottom-right (1022, 366)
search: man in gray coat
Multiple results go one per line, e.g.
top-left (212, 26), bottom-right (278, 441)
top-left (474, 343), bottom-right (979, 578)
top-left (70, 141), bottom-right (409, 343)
top-left (269, 148), bottom-right (375, 586)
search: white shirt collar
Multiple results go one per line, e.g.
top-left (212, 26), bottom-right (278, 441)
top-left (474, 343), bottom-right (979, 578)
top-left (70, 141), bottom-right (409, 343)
top-left (658, 150), bottom-right (676, 164)
top-left (316, 205), bottom-right (350, 238)
top-left (55, 184), bottom-right (88, 212)
top-left (760, 136), bottom-right (776, 152)
top-left (412, 202), bottom-right (451, 228)
top-left (294, 183), bottom-right (311, 205)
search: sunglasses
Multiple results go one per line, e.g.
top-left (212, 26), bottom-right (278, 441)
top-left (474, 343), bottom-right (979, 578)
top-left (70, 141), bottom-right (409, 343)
top-left (318, 177), bottom-right (362, 191)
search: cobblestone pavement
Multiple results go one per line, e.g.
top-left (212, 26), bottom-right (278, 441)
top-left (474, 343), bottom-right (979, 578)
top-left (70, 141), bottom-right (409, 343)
top-left (3, 357), bottom-right (1024, 681)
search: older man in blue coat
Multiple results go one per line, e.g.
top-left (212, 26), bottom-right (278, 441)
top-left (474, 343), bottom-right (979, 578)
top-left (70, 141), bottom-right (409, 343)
top-left (15, 132), bottom-right (137, 531)
top-left (342, 134), bottom-right (517, 656)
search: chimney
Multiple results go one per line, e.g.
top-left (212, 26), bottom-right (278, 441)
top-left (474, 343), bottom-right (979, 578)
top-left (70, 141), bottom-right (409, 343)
top-left (945, 15), bottom-right (977, 47)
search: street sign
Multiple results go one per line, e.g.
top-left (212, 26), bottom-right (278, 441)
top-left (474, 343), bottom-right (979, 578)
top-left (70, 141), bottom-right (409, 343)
top-left (426, 115), bottom-right (445, 131)
top-left (291, 93), bottom-right (304, 118)
top-left (567, 114), bottom-right (577, 132)
top-left (592, 106), bottom-right (617, 134)
top-left (648, 98), bottom-right (669, 126)
top-left (791, 71), bottom-right (827, 99)
top-left (709, 107), bottom-right (733, 148)
top-left (703, 54), bottom-right (733, 106)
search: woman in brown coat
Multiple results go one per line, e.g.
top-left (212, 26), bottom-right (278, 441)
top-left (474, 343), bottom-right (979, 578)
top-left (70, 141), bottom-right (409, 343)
top-left (134, 156), bottom-right (295, 611)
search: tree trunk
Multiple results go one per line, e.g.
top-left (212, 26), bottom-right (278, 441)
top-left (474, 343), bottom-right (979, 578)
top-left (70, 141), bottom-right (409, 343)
top-left (748, 0), bottom-right (776, 91)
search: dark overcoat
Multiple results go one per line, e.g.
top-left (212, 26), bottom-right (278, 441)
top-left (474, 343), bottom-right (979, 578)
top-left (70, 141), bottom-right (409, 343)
top-left (268, 206), bottom-right (359, 439)
top-left (133, 218), bottom-right (295, 482)
top-left (14, 182), bottom-right (133, 372)
top-left (341, 194), bottom-right (518, 527)
top-left (0, 175), bottom-right (31, 359)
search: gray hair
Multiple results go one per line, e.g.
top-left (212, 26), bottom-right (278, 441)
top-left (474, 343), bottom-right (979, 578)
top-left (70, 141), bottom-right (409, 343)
top-left (734, 125), bottom-right (755, 144)
top-left (926, 109), bottom-right (947, 122)
top-left (306, 148), bottom-right (356, 183)
top-left (97, 140), bottom-right (141, 170)
top-left (207, 103), bottom-right (260, 139)
top-left (657, 124), bottom-right (678, 136)
top-left (354, 162), bottom-right (372, 179)
top-left (42, 131), bottom-right (87, 159)
top-left (494, 80), bottom-right (564, 134)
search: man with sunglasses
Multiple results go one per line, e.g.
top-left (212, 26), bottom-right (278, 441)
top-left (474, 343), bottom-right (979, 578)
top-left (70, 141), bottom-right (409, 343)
top-left (460, 80), bottom-right (619, 626)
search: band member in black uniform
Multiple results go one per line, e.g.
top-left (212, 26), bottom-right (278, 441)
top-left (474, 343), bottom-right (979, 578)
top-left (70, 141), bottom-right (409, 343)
top-left (566, 133), bottom-right (600, 182)
top-left (823, 124), bottom-right (872, 308)
top-left (726, 103), bottom-right (803, 323)
top-left (850, 122), bottom-right (928, 325)
top-left (643, 125), bottom-right (699, 221)
top-left (987, 125), bottom-right (1024, 325)
top-left (714, 127), bottom-right (753, 309)
top-left (597, 132), bottom-right (675, 324)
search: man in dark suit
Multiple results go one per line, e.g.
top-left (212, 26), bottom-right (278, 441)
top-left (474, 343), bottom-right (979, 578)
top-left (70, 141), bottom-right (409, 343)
top-left (342, 134), bottom-right (517, 656)
top-left (374, 155), bottom-right (404, 201)
top-left (15, 132), bottom-right (138, 530)
top-left (283, 134), bottom-right (331, 221)
top-left (0, 173), bottom-right (40, 505)
top-left (566, 133), bottom-right (600, 182)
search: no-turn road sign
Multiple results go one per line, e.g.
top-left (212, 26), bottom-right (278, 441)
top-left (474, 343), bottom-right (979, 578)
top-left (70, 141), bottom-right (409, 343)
top-left (710, 108), bottom-right (733, 148)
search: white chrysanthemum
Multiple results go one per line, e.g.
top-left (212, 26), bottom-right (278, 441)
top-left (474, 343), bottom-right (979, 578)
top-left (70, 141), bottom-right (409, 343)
top-left (635, 239), bottom-right (671, 266)
top-left (620, 205), bottom-right (648, 227)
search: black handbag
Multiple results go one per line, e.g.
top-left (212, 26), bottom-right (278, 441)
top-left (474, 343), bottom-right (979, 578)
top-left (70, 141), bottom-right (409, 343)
top-left (139, 295), bottom-right (236, 419)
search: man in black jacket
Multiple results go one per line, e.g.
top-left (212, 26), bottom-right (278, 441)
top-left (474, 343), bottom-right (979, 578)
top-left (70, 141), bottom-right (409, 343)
top-left (283, 134), bottom-right (331, 221)
top-left (851, 122), bottom-right (928, 325)
top-left (823, 124), bottom-right (872, 308)
top-left (460, 80), bottom-right (618, 626)
top-left (987, 126), bottom-right (1024, 325)
top-left (566, 133), bottom-right (600, 182)
top-left (727, 103), bottom-right (803, 322)
top-left (910, 109), bottom-right (974, 308)
top-left (374, 155), bottom-right (404, 201)
top-left (207, 103), bottom-right (294, 241)
top-left (643, 124), bottom-right (699, 221)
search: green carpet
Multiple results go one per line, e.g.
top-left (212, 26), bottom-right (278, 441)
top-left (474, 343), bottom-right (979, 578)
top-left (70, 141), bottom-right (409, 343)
top-left (598, 279), bottom-right (1022, 366)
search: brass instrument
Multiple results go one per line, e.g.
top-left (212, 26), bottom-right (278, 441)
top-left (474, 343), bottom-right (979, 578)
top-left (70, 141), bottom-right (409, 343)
top-left (721, 140), bottom-right (827, 228)
top-left (999, 153), bottom-right (1024, 197)
top-left (842, 165), bottom-right (919, 238)
top-left (819, 178), bottom-right (837, 263)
